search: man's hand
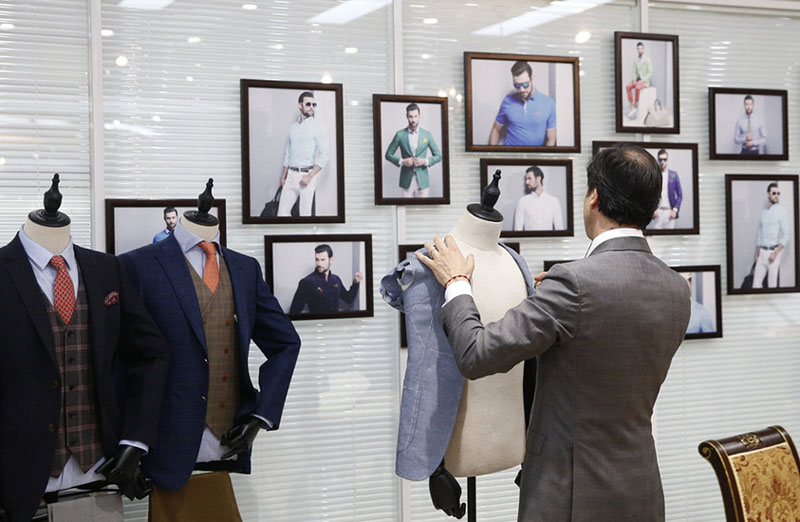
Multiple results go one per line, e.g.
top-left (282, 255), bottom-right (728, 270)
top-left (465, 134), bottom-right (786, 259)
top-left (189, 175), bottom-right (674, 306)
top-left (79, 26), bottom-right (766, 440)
top-left (353, 271), bottom-right (363, 283)
top-left (670, 209), bottom-right (678, 220)
top-left (534, 271), bottom-right (547, 288)
top-left (769, 249), bottom-right (781, 263)
top-left (401, 158), bottom-right (415, 167)
top-left (413, 157), bottom-right (426, 167)
top-left (300, 173), bottom-right (313, 187)
top-left (279, 174), bottom-right (287, 187)
top-left (221, 417), bottom-right (266, 460)
top-left (416, 235), bottom-right (475, 287)
top-left (652, 210), bottom-right (660, 219)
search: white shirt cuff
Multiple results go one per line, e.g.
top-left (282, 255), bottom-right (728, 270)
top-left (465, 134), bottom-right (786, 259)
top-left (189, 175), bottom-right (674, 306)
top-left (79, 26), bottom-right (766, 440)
top-left (119, 440), bottom-right (149, 455)
top-left (252, 414), bottom-right (273, 429)
top-left (444, 280), bottom-right (472, 305)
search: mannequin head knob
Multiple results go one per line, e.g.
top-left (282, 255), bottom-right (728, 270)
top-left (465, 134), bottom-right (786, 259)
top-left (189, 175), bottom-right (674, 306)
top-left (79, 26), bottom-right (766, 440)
top-left (183, 178), bottom-right (219, 226)
top-left (28, 173), bottom-right (71, 227)
top-left (467, 169), bottom-right (504, 222)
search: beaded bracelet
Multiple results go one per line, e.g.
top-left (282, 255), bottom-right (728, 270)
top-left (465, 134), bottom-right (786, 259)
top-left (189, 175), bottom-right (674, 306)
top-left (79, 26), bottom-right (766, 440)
top-left (444, 274), bottom-right (471, 288)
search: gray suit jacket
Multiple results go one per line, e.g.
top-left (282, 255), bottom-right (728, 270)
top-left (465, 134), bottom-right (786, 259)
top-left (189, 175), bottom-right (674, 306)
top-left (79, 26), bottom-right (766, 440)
top-left (440, 237), bottom-right (690, 522)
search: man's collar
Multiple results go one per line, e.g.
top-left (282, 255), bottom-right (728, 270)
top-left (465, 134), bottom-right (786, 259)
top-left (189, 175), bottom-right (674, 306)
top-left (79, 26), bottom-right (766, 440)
top-left (173, 221), bottom-right (220, 254)
top-left (18, 225), bottom-right (76, 270)
top-left (585, 228), bottom-right (644, 257)
top-left (298, 115), bottom-right (315, 124)
top-left (408, 127), bottom-right (418, 134)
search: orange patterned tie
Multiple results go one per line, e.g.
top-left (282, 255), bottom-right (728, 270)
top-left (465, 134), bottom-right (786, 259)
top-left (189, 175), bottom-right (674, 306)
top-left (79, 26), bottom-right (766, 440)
top-left (198, 241), bottom-right (219, 293)
top-left (50, 255), bottom-right (75, 324)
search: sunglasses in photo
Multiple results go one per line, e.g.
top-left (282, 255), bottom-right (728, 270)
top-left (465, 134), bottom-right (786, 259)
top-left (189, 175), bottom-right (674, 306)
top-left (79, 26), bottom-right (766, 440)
top-left (304, 101), bottom-right (318, 107)
top-left (513, 82), bottom-right (530, 89)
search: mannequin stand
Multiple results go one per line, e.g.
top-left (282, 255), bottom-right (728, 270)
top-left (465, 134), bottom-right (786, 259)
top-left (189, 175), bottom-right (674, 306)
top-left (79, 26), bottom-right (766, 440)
top-left (468, 476), bottom-right (476, 522)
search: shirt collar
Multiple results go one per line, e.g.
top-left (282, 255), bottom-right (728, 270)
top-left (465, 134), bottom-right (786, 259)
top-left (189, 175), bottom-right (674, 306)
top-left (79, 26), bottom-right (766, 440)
top-left (173, 220), bottom-right (220, 254)
top-left (297, 115), bottom-right (315, 124)
top-left (408, 127), bottom-right (418, 134)
top-left (18, 225), bottom-right (76, 271)
top-left (585, 227), bottom-right (643, 257)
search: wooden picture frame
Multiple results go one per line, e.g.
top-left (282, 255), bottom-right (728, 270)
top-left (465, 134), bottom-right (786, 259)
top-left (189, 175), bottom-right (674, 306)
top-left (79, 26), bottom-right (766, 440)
top-left (241, 79), bottom-right (345, 224)
top-left (464, 51), bottom-right (580, 153)
top-left (264, 234), bottom-right (373, 320)
top-left (105, 198), bottom-right (226, 255)
top-left (373, 94), bottom-right (450, 205)
top-left (671, 265), bottom-right (723, 340)
top-left (709, 88), bottom-right (789, 161)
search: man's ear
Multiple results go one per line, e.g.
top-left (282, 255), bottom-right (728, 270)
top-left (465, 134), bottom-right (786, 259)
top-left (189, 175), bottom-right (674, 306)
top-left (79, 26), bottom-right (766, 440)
top-left (587, 187), bottom-right (600, 209)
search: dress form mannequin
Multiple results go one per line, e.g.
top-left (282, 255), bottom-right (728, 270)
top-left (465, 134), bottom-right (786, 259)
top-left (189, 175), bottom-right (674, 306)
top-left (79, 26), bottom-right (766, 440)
top-left (23, 173), bottom-right (71, 254)
top-left (444, 172), bottom-right (527, 476)
top-left (181, 178), bottom-right (220, 240)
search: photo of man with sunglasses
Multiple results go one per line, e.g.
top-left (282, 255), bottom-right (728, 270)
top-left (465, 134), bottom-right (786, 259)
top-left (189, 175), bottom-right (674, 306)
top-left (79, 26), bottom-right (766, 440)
top-left (751, 182), bottom-right (789, 289)
top-left (277, 90), bottom-right (330, 216)
top-left (488, 60), bottom-right (556, 147)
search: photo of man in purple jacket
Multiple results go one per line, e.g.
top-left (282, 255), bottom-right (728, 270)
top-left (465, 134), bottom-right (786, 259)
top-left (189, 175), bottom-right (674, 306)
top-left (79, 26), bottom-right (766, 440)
top-left (648, 149), bottom-right (682, 230)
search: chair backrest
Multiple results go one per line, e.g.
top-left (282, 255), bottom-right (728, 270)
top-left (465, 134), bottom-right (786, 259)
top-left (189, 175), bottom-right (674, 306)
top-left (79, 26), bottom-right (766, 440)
top-left (698, 425), bottom-right (800, 522)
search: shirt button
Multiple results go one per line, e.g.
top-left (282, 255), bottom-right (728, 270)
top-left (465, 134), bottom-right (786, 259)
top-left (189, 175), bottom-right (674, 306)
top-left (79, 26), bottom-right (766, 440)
top-left (48, 423), bottom-right (56, 432)
top-left (52, 380), bottom-right (59, 389)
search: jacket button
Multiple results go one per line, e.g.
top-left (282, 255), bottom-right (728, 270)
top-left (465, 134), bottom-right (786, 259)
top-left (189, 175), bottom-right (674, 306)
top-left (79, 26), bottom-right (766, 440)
top-left (52, 380), bottom-right (59, 389)
top-left (48, 423), bottom-right (56, 432)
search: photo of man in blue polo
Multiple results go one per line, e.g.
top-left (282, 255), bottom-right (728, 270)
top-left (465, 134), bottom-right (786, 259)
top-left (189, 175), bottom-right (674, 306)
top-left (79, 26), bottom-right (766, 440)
top-left (488, 60), bottom-right (557, 147)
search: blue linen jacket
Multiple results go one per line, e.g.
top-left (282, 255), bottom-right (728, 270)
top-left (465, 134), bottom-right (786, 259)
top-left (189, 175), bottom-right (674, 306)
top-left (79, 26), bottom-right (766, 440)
top-left (380, 243), bottom-right (535, 480)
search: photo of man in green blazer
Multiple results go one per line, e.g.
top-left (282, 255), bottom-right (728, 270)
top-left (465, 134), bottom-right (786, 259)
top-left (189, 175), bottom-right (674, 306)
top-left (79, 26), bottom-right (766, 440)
top-left (384, 103), bottom-right (442, 198)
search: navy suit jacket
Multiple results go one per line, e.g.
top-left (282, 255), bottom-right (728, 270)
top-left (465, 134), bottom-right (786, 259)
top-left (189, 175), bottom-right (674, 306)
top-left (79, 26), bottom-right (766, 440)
top-left (119, 234), bottom-right (301, 490)
top-left (0, 235), bottom-right (169, 522)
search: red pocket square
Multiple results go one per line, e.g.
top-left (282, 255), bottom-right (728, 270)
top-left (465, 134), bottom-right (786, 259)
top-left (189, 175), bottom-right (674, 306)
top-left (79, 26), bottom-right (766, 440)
top-left (104, 291), bottom-right (119, 306)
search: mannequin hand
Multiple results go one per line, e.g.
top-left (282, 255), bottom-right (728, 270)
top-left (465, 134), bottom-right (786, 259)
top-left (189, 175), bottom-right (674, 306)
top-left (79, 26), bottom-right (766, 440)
top-left (417, 235), bottom-right (475, 288)
top-left (116, 466), bottom-right (152, 501)
top-left (221, 417), bottom-right (266, 459)
top-left (429, 463), bottom-right (465, 519)
top-left (0, 506), bottom-right (9, 522)
top-left (97, 445), bottom-right (145, 485)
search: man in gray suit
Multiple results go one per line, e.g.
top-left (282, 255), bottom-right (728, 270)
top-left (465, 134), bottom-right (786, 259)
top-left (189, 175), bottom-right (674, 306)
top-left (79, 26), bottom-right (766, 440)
top-left (417, 144), bottom-right (690, 522)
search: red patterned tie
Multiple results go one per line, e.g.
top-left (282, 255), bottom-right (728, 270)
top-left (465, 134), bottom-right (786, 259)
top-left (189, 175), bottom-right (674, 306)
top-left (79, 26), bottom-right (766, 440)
top-left (50, 255), bottom-right (75, 324)
top-left (198, 241), bottom-right (219, 293)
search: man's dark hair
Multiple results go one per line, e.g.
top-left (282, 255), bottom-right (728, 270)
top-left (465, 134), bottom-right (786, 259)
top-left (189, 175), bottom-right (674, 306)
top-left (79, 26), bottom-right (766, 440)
top-left (657, 149), bottom-right (668, 158)
top-left (163, 206), bottom-right (177, 217)
top-left (744, 95), bottom-right (754, 103)
top-left (510, 61), bottom-right (532, 78)
top-left (298, 91), bottom-right (314, 104)
top-left (586, 144), bottom-right (662, 229)
top-left (315, 244), bottom-right (333, 257)
top-left (767, 182), bottom-right (779, 193)
top-left (636, 41), bottom-right (644, 48)
top-left (526, 166), bottom-right (544, 180)
top-left (406, 103), bottom-right (420, 114)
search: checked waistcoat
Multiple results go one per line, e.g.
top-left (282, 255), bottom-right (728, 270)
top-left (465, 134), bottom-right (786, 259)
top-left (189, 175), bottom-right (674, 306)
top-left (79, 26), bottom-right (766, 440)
top-left (187, 254), bottom-right (240, 438)
top-left (42, 276), bottom-right (103, 477)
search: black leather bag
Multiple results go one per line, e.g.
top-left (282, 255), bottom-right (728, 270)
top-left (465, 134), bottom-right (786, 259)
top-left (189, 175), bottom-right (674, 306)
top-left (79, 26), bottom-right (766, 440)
top-left (741, 263), bottom-right (755, 290)
top-left (260, 187), bottom-right (282, 218)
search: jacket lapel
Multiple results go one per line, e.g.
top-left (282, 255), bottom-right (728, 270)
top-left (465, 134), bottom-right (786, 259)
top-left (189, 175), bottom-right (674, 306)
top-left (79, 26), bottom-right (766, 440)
top-left (74, 245), bottom-right (106, 371)
top-left (2, 234), bottom-right (58, 367)
top-left (401, 129), bottom-right (413, 157)
top-left (414, 129), bottom-right (427, 156)
top-left (155, 235), bottom-right (207, 350)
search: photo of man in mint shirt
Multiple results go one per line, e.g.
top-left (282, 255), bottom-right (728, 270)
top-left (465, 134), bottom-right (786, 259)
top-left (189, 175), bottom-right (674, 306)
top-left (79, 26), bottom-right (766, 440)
top-left (489, 60), bottom-right (557, 147)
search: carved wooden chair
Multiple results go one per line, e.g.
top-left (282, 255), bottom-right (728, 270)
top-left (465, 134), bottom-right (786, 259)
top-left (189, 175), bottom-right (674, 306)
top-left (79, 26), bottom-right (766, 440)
top-left (698, 425), bottom-right (800, 521)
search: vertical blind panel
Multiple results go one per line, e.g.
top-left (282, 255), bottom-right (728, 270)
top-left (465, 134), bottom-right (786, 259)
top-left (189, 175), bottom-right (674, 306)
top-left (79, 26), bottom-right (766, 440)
top-left (0, 0), bottom-right (91, 246)
top-left (400, 2), bottom-right (637, 520)
top-left (100, 1), bottom-right (399, 520)
top-left (649, 6), bottom-right (800, 522)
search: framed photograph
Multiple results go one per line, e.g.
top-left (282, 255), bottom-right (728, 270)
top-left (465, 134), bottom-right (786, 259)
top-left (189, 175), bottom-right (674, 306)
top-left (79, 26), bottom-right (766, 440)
top-left (709, 88), bottom-right (788, 161)
top-left (241, 79), bottom-right (345, 224)
top-left (592, 141), bottom-right (699, 235)
top-left (396, 242), bottom-right (519, 348)
top-left (479, 158), bottom-right (573, 238)
top-left (265, 234), bottom-right (373, 320)
top-left (105, 199), bottom-right (226, 255)
top-left (464, 52), bottom-right (580, 153)
top-left (725, 175), bottom-right (799, 294)
top-left (373, 94), bottom-right (450, 205)
top-left (614, 32), bottom-right (679, 134)
top-left (671, 265), bottom-right (722, 340)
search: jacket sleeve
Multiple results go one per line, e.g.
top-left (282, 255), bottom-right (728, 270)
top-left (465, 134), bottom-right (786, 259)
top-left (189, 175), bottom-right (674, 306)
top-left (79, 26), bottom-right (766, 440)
top-left (385, 131), bottom-right (403, 167)
top-left (439, 263), bottom-right (580, 380)
top-left (249, 257), bottom-right (301, 428)
top-left (424, 131), bottom-right (442, 167)
top-left (115, 256), bottom-right (170, 446)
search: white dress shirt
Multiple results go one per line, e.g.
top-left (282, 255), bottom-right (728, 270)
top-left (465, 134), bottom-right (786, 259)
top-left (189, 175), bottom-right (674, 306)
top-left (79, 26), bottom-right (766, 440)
top-left (173, 222), bottom-right (270, 463)
top-left (18, 227), bottom-right (147, 492)
top-left (513, 190), bottom-right (564, 231)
